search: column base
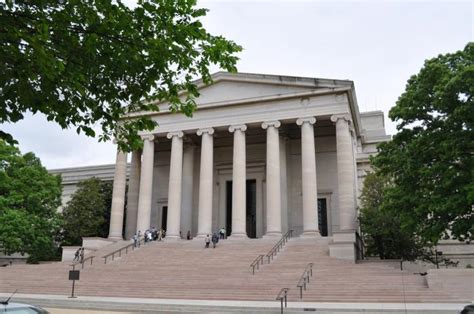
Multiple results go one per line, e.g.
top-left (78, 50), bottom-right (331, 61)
top-left (107, 236), bottom-right (123, 241)
top-left (195, 233), bottom-right (212, 239)
top-left (228, 232), bottom-right (248, 240)
top-left (263, 232), bottom-right (282, 238)
top-left (329, 230), bottom-right (357, 263)
top-left (165, 235), bottom-right (182, 241)
top-left (300, 230), bottom-right (321, 237)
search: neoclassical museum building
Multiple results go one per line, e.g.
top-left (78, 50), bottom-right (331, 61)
top-left (53, 72), bottom-right (390, 260)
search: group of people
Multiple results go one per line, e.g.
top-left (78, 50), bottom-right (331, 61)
top-left (73, 247), bottom-right (85, 262)
top-left (131, 226), bottom-right (228, 249)
top-left (205, 227), bottom-right (227, 249)
top-left (133, 228), bottom-right (166, 248)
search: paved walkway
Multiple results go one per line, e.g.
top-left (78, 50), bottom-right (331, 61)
top-left (0, 293), bottom-right (469, 313)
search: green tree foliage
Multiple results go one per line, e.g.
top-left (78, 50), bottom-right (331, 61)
top-left (0, 140), bottom-right (62, 263)
top-left (359, 172), bottom-right (428, 260)
top-left (0, 0), bottom-right (242, 149)
top-left (373, 43), bottom-right (474, 243)
top-left (61, 178), bottom-right (113, 246)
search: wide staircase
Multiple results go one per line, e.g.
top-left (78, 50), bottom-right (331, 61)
top-left (0, 237), bottom-right (471, 303)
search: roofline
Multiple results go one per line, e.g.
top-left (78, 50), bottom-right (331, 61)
top-left (202, 71), bottom-right (354, 89)
top-left (48, 163), bottom-right (119, 173)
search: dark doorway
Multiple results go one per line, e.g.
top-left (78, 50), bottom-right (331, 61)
top-left (161, 206), bottom-right (168, 231)
top-left (318, 198), bottom-right (328, 236)
top-left (226, 182), bottom-right (232, 236)
top-left (226, 179), bottom-right (257, 238)
top-left (246, 180), bottom-right (257, 238)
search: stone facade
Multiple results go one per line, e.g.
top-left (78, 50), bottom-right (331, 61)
top-left (105, 72), bottom-right (390, 253)
top-left (49, 72), bottom-right (474, 265)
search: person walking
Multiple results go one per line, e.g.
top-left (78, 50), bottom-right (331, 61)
top-left (158, 229), bottom-right (162, 241)
top-left (133, 233), bottom-right (138, 248)
top-left (205, 234), bottom-right (210, 248)
top-left (79, 248), bottom-right (85, 263)
top-left (73, 248), bottom-right (81, 262)
top-left (212, 232), bottom-right (219, 248)
top-left (219, 227), bottom-right (226, 240)
top-left (137, 230), bottom-right (142, 247)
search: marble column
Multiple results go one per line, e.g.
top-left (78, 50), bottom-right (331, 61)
top-left (296, 117), bottom-right (320, 236)
top-left (197, 128), bottom-right (214, 237)
top-left (108, 147), bottom-right (128, 239)
top-left (136, 135), bottom-right (155, 234)
top-left (331, 114), bottom-right (356, 231)
top-left (125, 150), bottom-right (141, 239)
top-left (181, 144), bottom-right (195, 237)
top-left (262, 120), bottom-right (282, 237)
top-left (229, 124), bottom-right (247, 238)
top-left (166, 131), bottom-right (184, 240)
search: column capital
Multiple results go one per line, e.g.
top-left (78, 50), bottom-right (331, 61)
top-left (197, 127), bottom-right (215, 136)
top-left (330, 113), bottom-right (352, 124)
top-left (261, 120), bottom-right (281, 129)
top-left (141, 134), bottom-right (155, 141)
top-left (166, 131), bottom-right (184, 139)
top-left (296, 117), bottom-right (316, 126)
top-left (229, 124), bottom-right (247, 133)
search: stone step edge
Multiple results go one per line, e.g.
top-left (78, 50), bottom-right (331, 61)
top-left (1, 293), bottom-right (468, 313)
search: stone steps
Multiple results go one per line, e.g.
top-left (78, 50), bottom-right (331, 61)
top-left (0, 237), bottom-right (469, 303)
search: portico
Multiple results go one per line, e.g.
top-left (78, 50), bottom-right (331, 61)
top-left (107, 72), bottom-right (389, 259)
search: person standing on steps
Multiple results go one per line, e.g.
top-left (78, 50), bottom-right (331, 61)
top-left (212, 232), bottom-right (219, 248)
top-left (187, 230), bottom-right (192, 240)
top-left (205, 234), bottom-right (210, 248)
top-left (137, 230), bottom-right (142, 247)
top-left (219, 227), bottom-right (225, 240)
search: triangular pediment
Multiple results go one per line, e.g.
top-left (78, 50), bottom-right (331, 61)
top-left (191, 72), bottom-right (352, 105)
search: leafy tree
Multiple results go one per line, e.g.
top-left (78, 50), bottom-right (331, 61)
top-left (0, 140), bottom-right (62, 263)
top-left (0, 0), bottom-right (242, 150)
top-left (372, 43), bottom-right (474, 244)
top-left (61, 178), bottom-right (113, 245)
top-left (359, 172), bottom-right (428, 260)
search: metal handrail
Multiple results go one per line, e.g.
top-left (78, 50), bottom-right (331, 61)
top-left (250, 254), bottom-right (264, 275)
top-left (266, 230), bottom-right (293, 263)
top-left (296, 263), bottom-right (314, 299)
top-left (70, 255), bottom-right (94, 269)
top-left (103, 237), bottom-right (145, 264)
top-left (276, 288), bottom-right (289, 314)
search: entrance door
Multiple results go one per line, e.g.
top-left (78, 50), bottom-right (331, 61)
top-left (246, 180), bottom-right (257, 238)
top-left (225, 179), bottom-right (257, 238)
top-left (317, 198), bottom-right (328, 236)
top-left (161, 206), bottom-right (168, 231)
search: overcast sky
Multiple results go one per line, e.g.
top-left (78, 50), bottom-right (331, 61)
top-left (2, 0), bottom-right (472, 169)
